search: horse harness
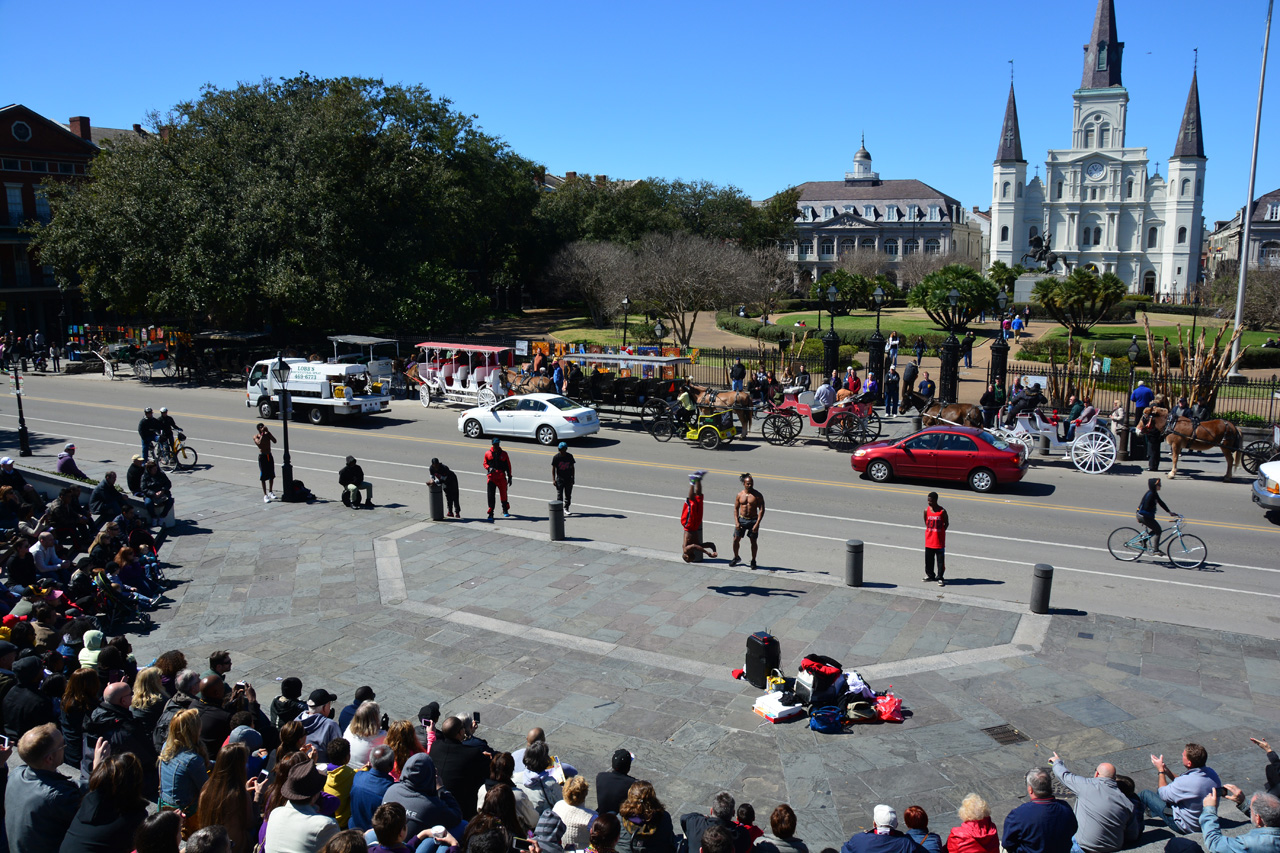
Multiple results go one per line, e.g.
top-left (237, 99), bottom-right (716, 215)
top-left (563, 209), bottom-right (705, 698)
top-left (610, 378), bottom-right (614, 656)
top-left (1140, 408), bottom-right (1236, 452)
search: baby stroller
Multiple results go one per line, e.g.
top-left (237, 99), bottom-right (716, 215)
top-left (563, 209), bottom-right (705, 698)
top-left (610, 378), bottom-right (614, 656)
top-left (93, 572), bottom-right (153, 630)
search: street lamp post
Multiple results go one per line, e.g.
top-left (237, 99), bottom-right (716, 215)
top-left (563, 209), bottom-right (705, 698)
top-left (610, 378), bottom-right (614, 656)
top-left (1189, 294), bottom-right (1200, 360)
top-left (10, 366), bottom-right (31, 456)
top-left (866, 286), bottom-right (887, 389)
top-left (272, 354), bottom-right (297, 501)
top-left (939, 288), bottom-right (962, 404)
top-left (654, 319), bottom-right (666, 342)
top-left (1119, 337), bottom-right (1141, 462)
top-left (988, 291), bottom-right (1010, 393)
top-left (822, 285), bottom-right (840, 379)
top-left (621, 296), bottom-right (630, 350)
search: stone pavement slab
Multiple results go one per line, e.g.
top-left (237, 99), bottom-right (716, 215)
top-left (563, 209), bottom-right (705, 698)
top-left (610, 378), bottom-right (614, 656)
top-left (130, 476), bottom-right (1279, 851)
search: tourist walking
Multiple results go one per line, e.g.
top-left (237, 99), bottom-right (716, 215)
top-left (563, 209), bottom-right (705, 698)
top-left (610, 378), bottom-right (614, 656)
top-left (484, 439), bottom-right (513, 520)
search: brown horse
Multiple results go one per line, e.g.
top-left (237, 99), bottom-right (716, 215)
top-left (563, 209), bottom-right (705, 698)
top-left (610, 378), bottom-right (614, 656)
top-left (500, 369), bottom-right (555, 396)
top-left (900, 389), bottom-right (984, 428)
top-left (1135, 406), bottom-right (1241, 482)
top-left (688, 383), bottom-right (754, 435)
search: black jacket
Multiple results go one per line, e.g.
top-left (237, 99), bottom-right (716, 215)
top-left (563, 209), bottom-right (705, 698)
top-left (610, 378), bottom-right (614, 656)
top-left (58, 787), bottom-right (148, 853)
top-left (194, 697), bottom-right (233, 759)
top-left (339, 462), bottom-right (364, 487)
top-left (140, 468), bottom-right (171, 497)
top-left (729, 363), bottom-right (746, 381)
top-left (89, 482), bottom-right (124, 520)
top-left (680, 814), bottom-right (750, 853)
top-left (429, 735), bottom-right (490, 820)
top-left (2, 683), bottom-right (56, 740)
top-left (125, 463), bottom-right (144, 495)
top-left (595, 769), bottom-right (635, 815)
top-left (84, 700), bottom-right (158, 791)
top-left (270, 694), bottom-right (307, 728)
top-left (138, 416), bottom-right (158, 440)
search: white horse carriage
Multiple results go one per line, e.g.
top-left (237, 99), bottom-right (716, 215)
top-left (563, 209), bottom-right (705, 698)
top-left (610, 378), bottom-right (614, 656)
top-left (410, 342), bottom-right (513, 408)
top-left (991, 405), bottom-right (1118, 474)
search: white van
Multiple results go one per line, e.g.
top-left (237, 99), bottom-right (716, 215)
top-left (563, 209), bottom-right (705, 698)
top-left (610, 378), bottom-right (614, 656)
top-left (246, 358), bottom-right (393, 424)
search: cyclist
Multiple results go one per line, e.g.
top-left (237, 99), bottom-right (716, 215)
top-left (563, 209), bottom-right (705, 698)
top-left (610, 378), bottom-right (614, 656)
top-left (1136, 477), bottom-right (1178, 555)
top-left (155, 407), bottom-right (182, 458)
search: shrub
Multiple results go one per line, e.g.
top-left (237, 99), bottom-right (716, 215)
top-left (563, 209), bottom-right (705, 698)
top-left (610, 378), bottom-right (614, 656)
top-left (795, 339), bottom-right (862, 369)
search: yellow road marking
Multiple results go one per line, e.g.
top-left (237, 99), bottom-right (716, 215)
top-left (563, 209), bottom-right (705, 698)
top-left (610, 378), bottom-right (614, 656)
top-left (20, 395), bottom-right (1275, 533)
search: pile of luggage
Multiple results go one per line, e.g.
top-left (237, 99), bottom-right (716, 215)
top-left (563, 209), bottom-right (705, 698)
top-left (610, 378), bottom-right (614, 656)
top-left (743, 631), bottom-right (905, 732)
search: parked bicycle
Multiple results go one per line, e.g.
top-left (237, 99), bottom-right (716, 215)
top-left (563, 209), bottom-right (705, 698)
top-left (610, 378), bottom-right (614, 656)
top-left (1106, 516), bottom-right (1207, 569)
top-left (152, 432), bottom-right (199, 472)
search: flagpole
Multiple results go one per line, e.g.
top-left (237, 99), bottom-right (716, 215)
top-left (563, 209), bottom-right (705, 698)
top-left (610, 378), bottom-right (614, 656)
top-left (1230, 0), bottom-right (1274, 377)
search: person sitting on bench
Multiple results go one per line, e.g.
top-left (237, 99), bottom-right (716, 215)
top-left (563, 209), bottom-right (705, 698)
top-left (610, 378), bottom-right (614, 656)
top-left (811, 380), bottom-right (836, 428)
top-left (1003, 383), bottom-right (1043, 428)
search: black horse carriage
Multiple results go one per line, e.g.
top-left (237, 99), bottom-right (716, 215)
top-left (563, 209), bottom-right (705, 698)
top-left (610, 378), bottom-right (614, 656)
top-left (563, 353), bottom-right (692, 427)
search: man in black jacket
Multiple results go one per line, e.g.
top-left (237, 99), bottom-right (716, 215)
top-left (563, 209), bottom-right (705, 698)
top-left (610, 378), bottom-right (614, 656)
top-left (339, 456), bottom-right (374, 508)
top-left (89, 472), bottom-right (125, 529)
top-left (138, 407), bottom-right (159, 461)
top-left (140, 460), bottom-right (173, 520)
top-left (428, 715), bottom-right (490, 820)
top-left (84, 681), bottom-right (158, 796)
top-left (596, 748), bottom-right (636, 815)
top-left (2, 657), bottom-right (55, 741)
top-left (681, 792), bottom-right (750, 853)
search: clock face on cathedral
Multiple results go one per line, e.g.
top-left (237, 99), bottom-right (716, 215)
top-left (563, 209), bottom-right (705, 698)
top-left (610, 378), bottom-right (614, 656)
top-left (1086, 162), bottom-right (1105, 180)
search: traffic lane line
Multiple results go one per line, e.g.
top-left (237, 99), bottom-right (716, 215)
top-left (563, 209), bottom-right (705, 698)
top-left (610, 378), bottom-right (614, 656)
top-left (7, 404), bottom-right (1275, 535)
top-left (10, 414), bottom-right (1279, 576)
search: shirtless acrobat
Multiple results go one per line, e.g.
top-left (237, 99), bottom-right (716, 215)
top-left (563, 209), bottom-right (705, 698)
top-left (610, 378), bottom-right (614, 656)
top-left (730, 473), bottom-right (765, 569)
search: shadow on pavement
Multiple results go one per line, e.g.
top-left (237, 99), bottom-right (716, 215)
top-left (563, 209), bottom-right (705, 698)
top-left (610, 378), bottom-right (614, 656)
top-left (708, 584), bottom-right (804, 598)
top-left (936, 578), bottom-right (1005, 586)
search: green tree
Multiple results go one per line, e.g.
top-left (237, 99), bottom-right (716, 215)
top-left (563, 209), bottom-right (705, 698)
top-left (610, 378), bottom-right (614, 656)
top-left (987, 260), bottom-right (1027, 294)
top-left (909, 264), bottom-right (999, 330)
top-left (811, 269), bottom-right (872, 316)
top-left (32, 74), bottom-right (538, 331)
top-left (1032, 268), bottom-right (1128, 334)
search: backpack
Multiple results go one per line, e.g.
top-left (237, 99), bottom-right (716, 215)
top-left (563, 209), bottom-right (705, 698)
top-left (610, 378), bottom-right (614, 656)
top-left (807, 706), bottom-right (847, 734)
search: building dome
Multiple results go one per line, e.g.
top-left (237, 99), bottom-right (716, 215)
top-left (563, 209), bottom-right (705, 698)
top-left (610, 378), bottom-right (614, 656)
top-left (854, 135), bottom-right (871, 161)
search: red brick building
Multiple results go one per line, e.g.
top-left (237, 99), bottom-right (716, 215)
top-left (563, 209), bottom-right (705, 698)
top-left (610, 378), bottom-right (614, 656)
top-left (1, 104), bottom-right (144, 335)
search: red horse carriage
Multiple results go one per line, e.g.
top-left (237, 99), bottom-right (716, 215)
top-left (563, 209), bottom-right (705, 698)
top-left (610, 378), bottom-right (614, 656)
top-left (759, 388), bottom-right (882, 451)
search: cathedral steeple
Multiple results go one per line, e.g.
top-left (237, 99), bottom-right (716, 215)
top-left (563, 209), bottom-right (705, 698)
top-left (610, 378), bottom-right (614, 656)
top-left (995, 84), bottom-right (1024, 162)
top-left (1081, 0), bottom-right (1123, 89)
top-left (1171, 69), bottom-right (1205, 159)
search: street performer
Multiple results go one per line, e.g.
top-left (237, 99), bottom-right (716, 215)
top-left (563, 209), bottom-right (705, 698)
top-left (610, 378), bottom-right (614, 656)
top-left (484, 438), bottom-right (513, 521)
top-left (729, 473), bottom-right (765, 570)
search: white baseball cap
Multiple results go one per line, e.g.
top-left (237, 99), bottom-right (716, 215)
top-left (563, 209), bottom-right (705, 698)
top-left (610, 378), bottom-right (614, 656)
top-left (873, 805), bottom-right (897, 829)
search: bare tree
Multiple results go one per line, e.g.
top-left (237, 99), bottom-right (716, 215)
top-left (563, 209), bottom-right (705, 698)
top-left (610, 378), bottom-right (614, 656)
top-left (836, 247), bottom-right (890, 279)
top-left (634, 232), bottom-right (757, 346)
top-left (744, 247), bottom-right (797, 325)
top-left (896, 250), bottom-right (967, 291)
top-left (544, 240), bottom-right (635, 327)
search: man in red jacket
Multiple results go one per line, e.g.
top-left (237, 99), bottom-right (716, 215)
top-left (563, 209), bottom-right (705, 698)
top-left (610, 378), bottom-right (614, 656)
top-left (483, 439), bottom-right (513, 521)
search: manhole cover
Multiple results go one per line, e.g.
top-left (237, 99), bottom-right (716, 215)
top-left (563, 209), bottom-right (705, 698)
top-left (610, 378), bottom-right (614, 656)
top-left (982, 724), bottom-right (1030, 745)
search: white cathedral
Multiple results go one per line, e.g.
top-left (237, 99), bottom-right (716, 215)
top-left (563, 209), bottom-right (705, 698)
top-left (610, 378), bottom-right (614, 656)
top-left (989, 0), bottom-right (1206, 298)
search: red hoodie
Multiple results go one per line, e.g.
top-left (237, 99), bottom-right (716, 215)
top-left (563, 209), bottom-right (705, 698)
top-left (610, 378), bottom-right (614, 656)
top-left (945, 818), bottom-right (999, 853)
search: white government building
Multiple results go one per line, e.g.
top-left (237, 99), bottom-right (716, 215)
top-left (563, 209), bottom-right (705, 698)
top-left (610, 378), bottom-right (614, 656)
top-left (988, 0), bottom-right (1206, 298)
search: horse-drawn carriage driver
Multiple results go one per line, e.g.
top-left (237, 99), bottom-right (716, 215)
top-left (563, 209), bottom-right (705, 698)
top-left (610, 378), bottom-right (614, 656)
top-left (675, 383), bottom-right (698, 425)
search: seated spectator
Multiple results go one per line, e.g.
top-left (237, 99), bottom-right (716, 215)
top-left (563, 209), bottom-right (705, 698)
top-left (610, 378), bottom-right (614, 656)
top-left (152, 668), bottom-right (200, 755)
top-left (61, 666), bottom-right (100, 769)
top-left (59, 752), bottom-right (150, 853)
top-left (902, 806), bottom-right (940, 853)
top-left (430, 715), bottom-right (487, 818)
top-left (518, 740), bottom-right (565, 817)
top-left (349, 744), bottom-right (398, 832)
top-left (839, 805), bottom-right (920, 853)
top-left (262, 758), bottom-right (341, 852)
top-left (56, 444), bottom-right (88, 480)
top-left (1138, 743), bottom-right (1220, 835)
top-left (133, 811), bottom-right (183, 853)
top-left (701, 826), bottom-right (736, 853)
top-left (86, 680), bottom-right (158, 793)
top-left (339, 685), bottom-right (376, 732)
top-left (89, 472), bottom-right (126, 530)
top-left (413, 702), bottom-right (439, 752)
top-left (1209, 786), bottom-right (1280, 851)
top-left (387, 718), bottom-right (424, 780)
top-left (3, 655), bottom-right (56, 741)
top-left (735, 804), bottom-right (763, 843)
top-left (383, 753), bottom-right (464, 839)
top-left (589, 813), bottom-right (622, 853)
top-left (0, 457), bottom-right (47, 512)
top-left (553, 775), bottom-right (599, 849)
top-left (187, 825), bottom-right (233, 853)
top-left (194, 676), bottom-right (234, 760)
top-left (683, 791), bottom-right (749, 853)
top-left (129, 666), bottom-right (165, 744)
top-left (30, 532), bottom-right (71, 584)
top-left (370, 801), bottom-right (429, 853)
top-left (1049, 752), bottom-right (1132, 853)
top-left (1001, 768), bottom-right (1076, 853)
top-left (321, 830), bottom-right (370, 853)
top-left (139, 461), bottom-right (173, 521)
top-left (195, 741), bottom-right (259, 853)
top-left (230, 720), bottom-right (268, 777)
top-left (479, 783), bottom-right (531, 837)
top-left (944, 794), bottom-right (998, 853)
top-left (597, 749), bottom-right (636, 817)
top-left (753, 804), bottom-right (807, 853)
top-left (616, 781), bottom-right (677, 853)
top-left (324, 737), bottom-right (356, 829)
top-left (344, 700), bottom-right (387, 769)
top-left (272, 676), bottom-right (308, 728)
top-left (158, 708), bottom-right (208, 819)
top-left (5, 723), bottom-right (94, 853)
top-left (479, 752), bottom-right (538, 831)
top-left (299, 688), bottom-right (343, 762)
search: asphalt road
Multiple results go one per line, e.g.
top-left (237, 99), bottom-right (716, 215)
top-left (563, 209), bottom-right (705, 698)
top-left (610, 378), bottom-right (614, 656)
top-left (5, 371), bottom-right (1278, 639)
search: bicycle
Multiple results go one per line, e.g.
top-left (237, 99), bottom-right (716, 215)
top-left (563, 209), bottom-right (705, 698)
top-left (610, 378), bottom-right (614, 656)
top-left (1106, 516), bottom-right (1207, 569)
top-left (152, 432), bottom-right (199, 472)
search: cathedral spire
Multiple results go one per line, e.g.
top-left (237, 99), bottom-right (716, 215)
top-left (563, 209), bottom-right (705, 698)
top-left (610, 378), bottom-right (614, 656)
top-left (995, 84), bottom-right (1024, 163)
top-left (1172, 69), bottom-right (1205, 159)
top-left (1081, 0), bottom-right (1123, 88)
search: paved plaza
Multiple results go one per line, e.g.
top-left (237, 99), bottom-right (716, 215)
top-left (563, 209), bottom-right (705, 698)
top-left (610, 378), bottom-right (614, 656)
top-left (136, 475), bottom-right (1279, 850)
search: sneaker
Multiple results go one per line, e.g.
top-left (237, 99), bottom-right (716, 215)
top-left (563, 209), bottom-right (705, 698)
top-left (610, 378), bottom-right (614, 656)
top-left (937, 578), bottom-right (945, 587)
top-left (728, 557), bottom-right (742, 567)
top-left (503, 512), bottom-right (512, 518)
top-left (563, 510), bottom-right (572, 517)
top-left (486, 513), bottom-right (494, 522)
top-left (749, 560), bottom-right (757, 570)
top-left (263, 494), bottom-right (272, 503)
top-left (922, 576), bottom-right (936, 582)
top-left (268, 491), bottom-right (276, 501)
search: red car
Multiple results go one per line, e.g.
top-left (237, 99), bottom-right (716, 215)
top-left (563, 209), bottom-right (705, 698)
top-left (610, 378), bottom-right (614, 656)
top-left (851, 426), bottom-right (1029, 492)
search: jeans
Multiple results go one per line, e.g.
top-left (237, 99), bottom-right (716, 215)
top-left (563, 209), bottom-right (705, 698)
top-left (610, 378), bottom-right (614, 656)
top-left (1138, 789), bottom-right (1185, 833)
top-left (731, 379), bottom-right (743, 391)
top-left (141, 439), bottom-right (151, 461)
top-left (963, 352), bottom-right (972, 367)
top-left (555, 480), bottom-right (573, 510)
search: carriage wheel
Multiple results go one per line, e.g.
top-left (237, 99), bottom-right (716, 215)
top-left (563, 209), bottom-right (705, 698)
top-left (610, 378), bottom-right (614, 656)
top-left (419, 386), bottom-right (432, 408)
top-left (864, 410), bottom-right (883, 440)
top-left (649, 416), bottom-right (674, 443)
top-left (698, 428), bottom-right (722, 450)
top-left (478, 387), bottom-right (498, 407)
top-left (826, 415), bottom-right (867, 453)
top-left (1070, 430), bottom-right (1116, 474)
top-left (641, 399), bottom-right (669, 428)
top-left (761, 415), bottom-right (794, 446)
top-left (1242, 441), bottom-right (1278, 475)
top-left (103, 360), bottom-right (115, 380)
top-left (133, 359), bottom-right (151, 381)
top-left (159, 359), bottom-right (177, 379)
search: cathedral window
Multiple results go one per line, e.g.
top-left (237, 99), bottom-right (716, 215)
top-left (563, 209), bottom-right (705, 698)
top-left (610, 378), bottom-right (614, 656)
top-left (884, 239), bottom-right (899, 256)
top-left (1084, 126), bottom-right (1095, 148)
top-left (802, 206), bottom-right (813, 221)
top-left (1056, 181), bottom-right (1064, 200)
top-left (823, 206), bottom-right (834, 219)
top-left (800, 241), bottom-right (813, 257)
top-left (1143, 271), bottom-right (1156, 295)
top-left (904, 239), bottom-right (919, 255)
top-left (1126, 179), bottom-right (1134, 199)
top-left (885, 206), bottom-right (898, 222)
top-left (1081, 229), bottom-right (1091, 247)
top-left (1180, 179), bottom-right (1190, 198)
top-left (924, 239), bottom-right (940, 255)
top-left (839, 239), bottom-right (855, 255)
top-left (1260, 242), bottom-right (1280, 266)
top-left (1016, 183), bottom-right (1023, 198)
top-left (860, 238), bottom-right (876, 251)
top-left (1195, 180), bottom-right (1202, 196)
top-left (1099, 126), bottom-right (1110, 147)
top-left (778, 241), bottom-right (793, 255)
top-left (1090, 188), bottom-right (1098, 201)
top-left (843, 205), bottom-right (854, 214)
top-left (1093, 227), bottom-right (1103, 246)
top-left (907, 204), bottom-right (918, 220)
top-left (1147, 227), bottom-right (1158, 249)
top-left (1096, 42), bottom-right (1108, 71)
top-left (1268, 203), bottom-right (1280, 221)
top-left (928, 205), bottom-right (940, 221)
top-left (1177, 227), bottom-right (1187, 244)
top-left (1000, 226), bottom-right (1009, 243)
top-left (1001, 182), bottom-right (1010, 199)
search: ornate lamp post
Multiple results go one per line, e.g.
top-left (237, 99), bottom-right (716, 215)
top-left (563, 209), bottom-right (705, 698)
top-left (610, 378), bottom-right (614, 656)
top-left (654, 319), bottom-right (666, 342)
top-left (10, 365), bottom-right (31, 456)
top-left (866, 286), bottom-right (887, 388)
top-left (1119, 336), bottom-right (1141, 462)
top-left (988, 290), bottom-right (1010, 393)
top-left (939, 288), bottom-right (962, 404)
top-left (272, 354), bottom-right (297, 501)
top-left (822, 284), bottom-right (840, 379)
top-left (621, 296), bottom-right (631, 350)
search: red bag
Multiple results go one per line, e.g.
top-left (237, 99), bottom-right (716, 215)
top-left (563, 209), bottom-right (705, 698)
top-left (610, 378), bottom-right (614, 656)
top-left (875, 690), bottom-right (904, 723)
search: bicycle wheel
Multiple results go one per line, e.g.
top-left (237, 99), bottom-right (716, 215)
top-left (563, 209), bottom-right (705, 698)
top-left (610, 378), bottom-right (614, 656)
top-left (649, 416), bottom-right (674, 443)
top-left (1107, 527), bottom-right (1145, 561)
top-left (174, 445), bottom-right (198, 470)
top-left (1166, 533), bottom-right (1207, 569)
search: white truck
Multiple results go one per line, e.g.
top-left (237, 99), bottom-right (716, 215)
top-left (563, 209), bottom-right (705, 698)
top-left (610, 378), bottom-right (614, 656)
top-left (246, 358), bottom-right (393, 425)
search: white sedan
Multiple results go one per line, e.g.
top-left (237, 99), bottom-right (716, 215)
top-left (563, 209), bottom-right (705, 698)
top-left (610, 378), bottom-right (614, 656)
top-left (458, 393), bottom-right (599, 446)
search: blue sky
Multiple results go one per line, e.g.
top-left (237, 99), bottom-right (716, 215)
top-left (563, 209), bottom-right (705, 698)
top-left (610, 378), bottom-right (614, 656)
top-left (4, 0), bottom-right (1276, 228)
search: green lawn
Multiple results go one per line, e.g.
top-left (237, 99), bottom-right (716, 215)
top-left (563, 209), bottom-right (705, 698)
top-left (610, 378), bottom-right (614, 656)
top-left (778, 311), bottom-right (993, 339)
top-left (1040, 324), bottom-right (1273, 348)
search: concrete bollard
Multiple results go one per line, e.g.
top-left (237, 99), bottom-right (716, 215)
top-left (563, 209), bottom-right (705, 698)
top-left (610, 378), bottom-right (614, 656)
top-left (845, 539), bottom-right (864, 587)
top-left (689, 526), bottom-right (704, 562)
top-left (1038, 434), bottom-right (1051, 456)
top-left (1115, 425), bottom-right (1129, 462)
top-left (910, 415), bottom-right (923, 432)
top-left (428, 482), bottom-right (444, 521)
top-left (549, 500), bottom-right (565, 541)
top-left (1030, 563), bottom-right (1054, 614)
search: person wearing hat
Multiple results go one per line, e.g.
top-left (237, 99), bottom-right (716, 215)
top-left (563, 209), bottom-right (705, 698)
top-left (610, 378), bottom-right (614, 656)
top-left (839, 805), bottom-right (922, 853)
top-left (483, 438), bottom-right (513, 521)
top-left (339, 456), bottom-right (374, 509)
top-left (413, 702), bottom-right (440, 752)
top-left (156, 406), bottom-right (181, 455)
top-left (298, 687), bottom-right (342, 762)
top-left (429, 459), bottom-right (461, 519)
top-left (270, 676), bottom-right (307, 728)
top-left (126, 454), bottom-right (146, 497)
top-left (262, 758), bottom-right (340, 851)
top-left (596, 748), bottom-right (636, 816)
top-left (0, 457), bottom-right (44, 512)
top-left (2, 655), bottom-right (55, 741)
top-left (138, 407), bottom-right (160, 461)
top-left (55, 443), bottom-right (88, 480)
top-left (551, 442), bottom-right (576, 517)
